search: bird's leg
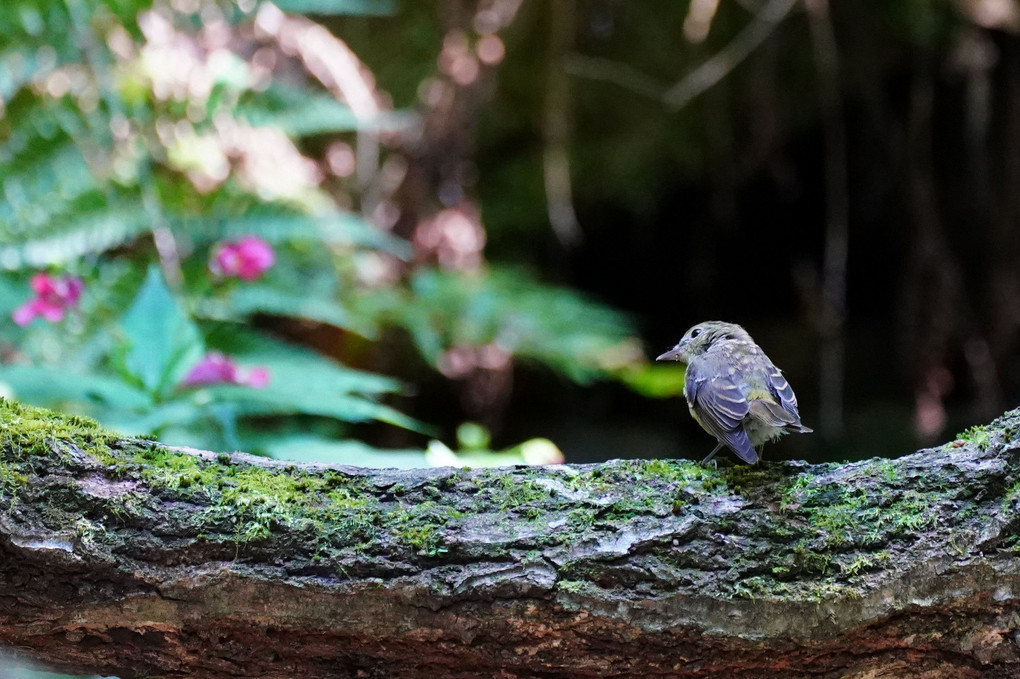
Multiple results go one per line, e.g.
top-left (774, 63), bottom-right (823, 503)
top-left (702, 442), bottom-right (725, 465)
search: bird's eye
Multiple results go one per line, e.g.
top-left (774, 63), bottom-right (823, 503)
top-left (722, 334), bottom-right (734, 340)
top-left (690, 328), bottom-right (702, 338)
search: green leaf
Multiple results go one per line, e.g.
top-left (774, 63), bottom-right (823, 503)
top-left (424, 438), bottom-right (564, 468)
top-left (0, 364), bottom-right (152, 411)
top-left (204, 328), bottom-right (398, 392)
top-left (0, 48), bottom-right (53, 101)
top-left (389, 266), bottom-right (643, 384)
top-left (200, 384), bottom-right (431, 433)
top-left (268, 0), bottom-right (397, 16)
top-left (120, 266), bottom-right (204, 397)
top-left (184, 328), bottom-right (432, 432)
top-left (238, 88), bottom-right (361, 136)
top-left (617, 364), bottom-right (687, 398)
top-left (198, 283), bottom-right (373, 337)
top-left (0, 201), bottom-right (151, 269)
top-left (0, 275), bottom-right (28, 316)
top-left (238, 84), bottom-right (412, 136)
top-left (250, 433), bottom-right (428, 467)
top-left (208, 330), bottom-right (431, 431)
top-left (179, 210), bottom-right (412, 259)
top-left (102, 399), bottom-right (204, 436)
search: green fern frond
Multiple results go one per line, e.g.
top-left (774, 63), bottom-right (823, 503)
top-left (0, 199), bottom-right (150, 269)
top-left (0, 48), bottom-right (55, 101)
top-left (268, 0), bottom-right (397, 16)
top-left (195, 283), bottom-right (377, 337)
top-left (238, 84), bottom-right (411, 137)
top-left (0, 147), bottom-right (97, 223)
top-left (238, 86), bottom-right (361, 136)
top-left (179, 210), bottom-right (412, 257)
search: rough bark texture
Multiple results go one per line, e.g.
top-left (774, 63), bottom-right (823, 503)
top-left (2, 399), bottom-right (1020, 678)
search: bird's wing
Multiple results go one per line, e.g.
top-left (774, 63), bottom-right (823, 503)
top-left (747, 357), bottom-right (813, 433)
top-left (685, 359), bottom-right (759, 464)
top-left (763, 360), bottom-right (802, 420)
top-left (747, 399), bottom-right (797, 427)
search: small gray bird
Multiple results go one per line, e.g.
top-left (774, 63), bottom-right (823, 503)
top-left (656, 321), bottom-right (812, 464)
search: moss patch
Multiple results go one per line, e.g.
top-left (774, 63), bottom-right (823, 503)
top-left (0, 397), bottom-right (119, 459)
top-left (3, 398), bottom-right (1020, 609)
top-left (0, 398), bottom-right (120, 501)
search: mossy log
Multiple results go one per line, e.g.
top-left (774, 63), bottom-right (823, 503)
top-left (2, 399), bottom-right (1020, 678)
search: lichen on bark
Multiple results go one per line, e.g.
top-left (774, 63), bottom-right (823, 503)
top-left (2, 397), bottom-right (1020, 678)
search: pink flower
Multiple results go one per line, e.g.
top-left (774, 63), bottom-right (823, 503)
top-left (210, 236), bottom-right (275, 282)
top-left (181, 352), bottom-right (270, 389)
top-left (12, 273), bottom-right (84, 326)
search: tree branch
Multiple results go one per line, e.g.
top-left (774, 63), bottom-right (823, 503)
top-left (663, 0), bottom-right (799, 110)
top-left (565, 0), bottom-right (799, 112)
top-left (543, 0), bottom-right (583, 247)
top-left (2, 398), bottom-right (1020, 678)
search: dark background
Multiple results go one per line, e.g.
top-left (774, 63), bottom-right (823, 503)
top-left (334, 0), bottom-right (1020, 463)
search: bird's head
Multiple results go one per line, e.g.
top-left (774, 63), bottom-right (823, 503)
top-left (655, 321), bottom-right (751, 363)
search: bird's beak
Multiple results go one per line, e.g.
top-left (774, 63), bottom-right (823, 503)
top-left (656, 345), bottom-right (682, 362)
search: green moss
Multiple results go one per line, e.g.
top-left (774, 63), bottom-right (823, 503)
top-left (1002, 481), bottom-right (1020, 510)
top-left (94, 438), bottom-right (384, 546)
top-left (0, 400), bottom-right (474, 557)
top-left (327, 486), bottom-right (372, 511)
top-left (75, 517), bottom-right (109, 547)
top-left (395, 524), bottom-right (440, 553)
top-left (783, 471), bottom-right (937, 553)
top-left (635, 458), bottom-right (730, 494)
top-left (556, 579), bottom-right (590, 594)
top-left (0, 398), bottom-right (119, 460)
top-left (603, 493), bottom-right (661, 520)
top-left (805, 582), bottom-right (860, 603)
top-left (735, 576), bottom-right (791, 599)
top-left (0, 399), bottom-right (122, 511)
top-left (0, 459), bottom-right (28, 494)
top-left (567, 507), bottom-right (595, 531)
top-left (792, 545), bottom-right (832, 576)
top-left (639, 458), bottom-right (709, 483)
top-left (391, 501), bottom-right (460, 556)
top-left (4, 397), bottom-right (1015, 607)
top-left (688, 455), bottom-right (938, 601)
top-left (492, 476), bottom-right (549, 511)
top-left (0, 401), bottom-right (378, 548)
top-left (779, 475), bottom-right (811, 511)
top-left (957, 424), bottom-right (991, 450)
top-left (719, 451), bottom-right (978, 602)
top-left (839, 554), bottom-right (875, 577)
top-left (135, 449), bottom-right (208, 491)
top-left (551, 459), bottom-right (730, 532)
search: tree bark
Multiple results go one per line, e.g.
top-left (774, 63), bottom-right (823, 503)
top-left (2, 399), bottom-right (1020, 678)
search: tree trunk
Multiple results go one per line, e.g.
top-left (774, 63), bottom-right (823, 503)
top-left (1, 398), bottom-right (1020, 678)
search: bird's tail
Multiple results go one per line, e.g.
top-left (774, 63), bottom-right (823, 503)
top-left (720, 428), bottom-right (759, 464)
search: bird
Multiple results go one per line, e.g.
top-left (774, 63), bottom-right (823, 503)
top-left (656, 321), bottom-right (812, 464)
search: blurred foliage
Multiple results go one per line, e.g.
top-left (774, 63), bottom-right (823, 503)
top-left (424, 420), bottom-right (565, 468)
top-left (325, 0), bottom-right (1020, 464)
top-left (368, 267), bottom-right (644, 382)
top-left (0, 662), bottom-right (106, 679)
top-left (0, 0), bottom-right (650, 459)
